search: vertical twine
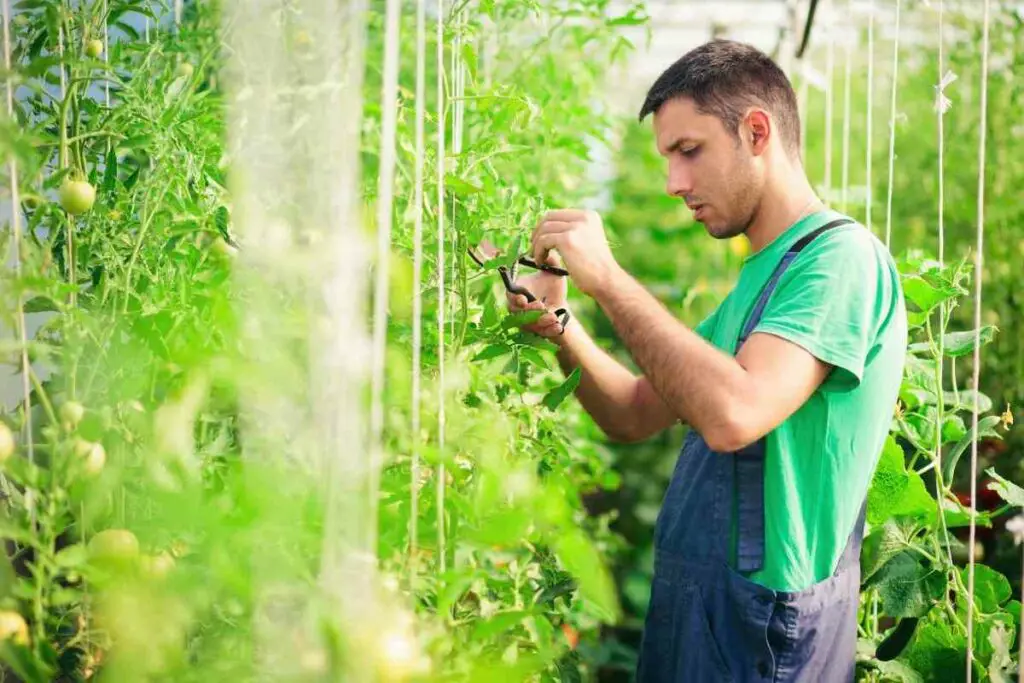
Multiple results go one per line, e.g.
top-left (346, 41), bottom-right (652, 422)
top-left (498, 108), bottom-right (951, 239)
top-left (884, 0), bottom-right (901, 249)
top-left (369, 0), bottom-right (402, 558)
top-left (965, 0), bottom-right (991, 678)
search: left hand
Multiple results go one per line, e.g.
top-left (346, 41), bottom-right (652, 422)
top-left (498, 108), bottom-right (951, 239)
top-left (532, 209), bottom-right (620, 297)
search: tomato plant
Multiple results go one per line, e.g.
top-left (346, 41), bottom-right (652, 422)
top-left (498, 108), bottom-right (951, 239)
top-left (0, 0), bottom-right (645, 680)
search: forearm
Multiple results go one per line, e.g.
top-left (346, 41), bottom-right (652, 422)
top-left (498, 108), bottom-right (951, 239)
top-left (592, 267), bottom-right (751, 451)
top-left (554, 319), bottom-right (670, 442)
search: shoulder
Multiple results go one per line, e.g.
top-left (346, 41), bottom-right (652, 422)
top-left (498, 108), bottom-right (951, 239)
top-left (802, 220), bottom-right (887, 262)
top-left (786, 220), bottom-right (899, 287)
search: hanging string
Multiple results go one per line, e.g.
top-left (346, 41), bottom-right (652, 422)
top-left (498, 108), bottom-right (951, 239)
top-left (936, 0), bottom-right (948, 267)
top-left (174, 0), bottom-right (183, 27)
top-left (409, 0), bottom-right (427, 579)
top-left (865, 0), bottom-right (873, 233)
top-left (435, 0), bottom-right (447, 575)
top-left (965, 0), bottom-right (991, 678)
top-left (3, 0), bottom-right (35, 520)
top-left (824, 0), bottom-right (834, 198)
top-left (369, 0), bottom-right (402, 558)
top-left (840, 0), bottom-right (852, 214)
top-left (102, 0), bottom-right (110, 107)
top-left (57, 9), bottom-right (78, 311)
top-left (449, 9), bottom-right (464, 345)
top-left (883, 0), bottom-right (900, 249)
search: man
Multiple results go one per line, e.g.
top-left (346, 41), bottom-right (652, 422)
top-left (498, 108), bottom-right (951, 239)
top-left (507, 40), bottom-right (907, 682)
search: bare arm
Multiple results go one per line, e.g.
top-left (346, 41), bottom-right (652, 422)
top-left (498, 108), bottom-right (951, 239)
top-left (590, 267), bottom-right (830, 452)
top-left (552, 319), bottom-right (677, 443)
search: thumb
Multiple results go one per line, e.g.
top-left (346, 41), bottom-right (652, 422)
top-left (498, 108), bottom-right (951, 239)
top-left (542, 250), bottom-right (563, 268)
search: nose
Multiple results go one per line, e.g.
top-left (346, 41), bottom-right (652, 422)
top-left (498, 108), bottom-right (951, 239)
top-left (666, 159), bottom-right (693, 198)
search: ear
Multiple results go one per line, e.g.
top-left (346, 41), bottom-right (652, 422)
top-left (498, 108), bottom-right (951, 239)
top-left (743, 109), bottom-right (772, 156)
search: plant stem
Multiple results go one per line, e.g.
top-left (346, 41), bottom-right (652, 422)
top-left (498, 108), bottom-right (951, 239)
top-left (1018, 542), bottom-right (1023, 683)
top-left (926, 310), bottom-right (955, 566)
top-left (29, 365), bottom-right (59, 428)
top-left (457, 234), bottom-right (469, 350)
top-left (122, 178), bottom-right (174, 313)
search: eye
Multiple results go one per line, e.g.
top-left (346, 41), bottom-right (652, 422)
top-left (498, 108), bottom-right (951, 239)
top-left (680, 146), bottom-right (700, 158)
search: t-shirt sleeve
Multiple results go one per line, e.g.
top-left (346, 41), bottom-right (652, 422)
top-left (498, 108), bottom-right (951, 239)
top-left (752, 227), bottom-right (891, 391)
top-left (694, 306), bottom-right (721, 342)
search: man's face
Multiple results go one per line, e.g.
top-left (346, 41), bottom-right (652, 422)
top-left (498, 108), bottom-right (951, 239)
top-left (653, 97), bottom-right (763, 240)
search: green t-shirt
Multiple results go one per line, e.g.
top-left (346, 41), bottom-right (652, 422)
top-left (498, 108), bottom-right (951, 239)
top-left (694, 209), bottom-right (907, 592)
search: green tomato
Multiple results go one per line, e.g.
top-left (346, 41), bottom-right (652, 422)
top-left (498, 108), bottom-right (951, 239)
top-left (58, 179), bottom-right (96, 215)
top-left (74, 439), bottom-right (106, 476)
top-left (176, 62), bottom-right (194, 78)
top-left (141, 551), bottom-right (175, 579)
top-left (85, 39), bottom-right (104, 58)
top-left (0, 423), bottom-right (14, 463)
top-left (0, 611), bottom-right (28, 646)
top-left (88, 529), bottom-right (139, 564)
top-left (60, 400), bottom-right (85, 429)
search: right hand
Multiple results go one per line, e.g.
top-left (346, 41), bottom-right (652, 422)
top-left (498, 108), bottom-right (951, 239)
top-left (505, 254), bottom-right (569, 339)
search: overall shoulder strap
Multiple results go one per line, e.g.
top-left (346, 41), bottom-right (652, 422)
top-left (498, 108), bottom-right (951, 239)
top-left (732, 216), bottom-right (854, 574)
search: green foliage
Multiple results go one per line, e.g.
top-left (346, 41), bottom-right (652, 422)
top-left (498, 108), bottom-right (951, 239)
top-left (0, 0), bottom-right (646, 681)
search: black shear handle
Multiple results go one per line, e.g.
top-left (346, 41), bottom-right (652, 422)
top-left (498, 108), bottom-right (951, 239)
top-left (499, 266), bottom-right (571, 331)
top-left (517, 256), bottom-right (569, 277)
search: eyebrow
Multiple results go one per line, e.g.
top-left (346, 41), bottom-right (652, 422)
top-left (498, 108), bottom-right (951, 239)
top-left (661, 136), bottom-right (698, 156)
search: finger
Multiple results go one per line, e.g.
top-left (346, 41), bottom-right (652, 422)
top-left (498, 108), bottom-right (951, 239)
top-left (507, 293), bottom-right (528, 310)
top-left (532, 232), bottom-right (563, 263)
top-left (544, 209), bottom-right (588, 222)
top-left (534, 220), bottom-right (575, 238)
top-left (542, 250), bottom-right (564, 268)
top-left (536, 312), bottom-right (558, 326)
top-left (532, 221), bottom-right (575, 262)
top-left (533, 216), bottom-right (577, 246)
top-left (529, 322), bottom-right (561, 338)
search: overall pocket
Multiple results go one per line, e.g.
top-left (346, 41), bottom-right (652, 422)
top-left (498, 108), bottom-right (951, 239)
top-left (639, 575), bottom-right (733, 683)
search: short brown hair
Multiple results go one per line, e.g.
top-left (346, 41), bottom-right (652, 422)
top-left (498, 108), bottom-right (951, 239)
top-left (638, 40), bottom-right (802, 159)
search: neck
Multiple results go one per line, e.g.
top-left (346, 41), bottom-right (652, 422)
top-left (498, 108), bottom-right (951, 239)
top-left (744, 166), bottom-right (823, 254)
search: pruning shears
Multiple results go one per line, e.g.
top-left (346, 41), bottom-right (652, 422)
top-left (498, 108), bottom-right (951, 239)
top-left (468, 240), bottom-right (572, 331)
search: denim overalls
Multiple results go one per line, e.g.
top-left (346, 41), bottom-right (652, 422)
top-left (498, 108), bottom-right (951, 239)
top-left (636, 218), bottom-right (867, 683)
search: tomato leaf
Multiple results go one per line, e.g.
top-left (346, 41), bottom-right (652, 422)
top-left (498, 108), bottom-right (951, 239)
top-left (0, 640), bottom-right (54, 683)
top-left (861, 518), bottom-right (916, 583)
top-left (542, 367), bottom-right (581, 411)
top-left (473, 343), bottom-right (512, 362)
top-left (902, 276), bottom-right (961, 313)
top-left (553, 527), bottom-right (620, 623)
top-left (866, 551), bottom-right (946, 617)
top-left (470, 610), bottom-right (533, 641)
top-left (501, 310), bottom-right (543, 330)
top-left (938, 326), bottom-right (997, 357)
top-left (958, 564), bottom-right (1011, 613)
top-left (984, 468), bottom-right (1024, 508)
top-left (901, 615), bottom-right (966, 680)
top-left (103, 147), bottom-right (119, 194)
top-left (867, 437), bottom-right (936, 526)
top-left (518, 347), bottom-right (549, 370)
top-left (22, 295), bottom-right (60, 313)
top-left (872, 658), bottom-right (924, 683)
top-left (54, 543), bottom-right (88, 568)
top-left (942, 415), bottom-right (1002, 482)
